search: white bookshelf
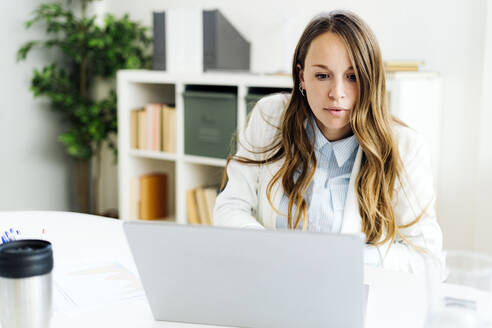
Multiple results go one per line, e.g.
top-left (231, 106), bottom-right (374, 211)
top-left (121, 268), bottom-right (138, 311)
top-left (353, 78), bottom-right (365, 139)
top-left (117, 70), bottom-right (441, 223)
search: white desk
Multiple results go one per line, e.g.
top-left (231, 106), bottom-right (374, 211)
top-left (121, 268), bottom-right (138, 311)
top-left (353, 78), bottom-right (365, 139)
top-left (0, 211), bottom-right (429, 328)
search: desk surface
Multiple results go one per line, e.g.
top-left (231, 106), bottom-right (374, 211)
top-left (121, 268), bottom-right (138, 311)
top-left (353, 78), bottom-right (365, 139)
top-left (0, 211), bottom-right (428, 328)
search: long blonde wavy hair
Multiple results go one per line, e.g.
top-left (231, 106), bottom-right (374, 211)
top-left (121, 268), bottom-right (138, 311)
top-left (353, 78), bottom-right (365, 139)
top-left (222, 10), bottom-right (423, 246)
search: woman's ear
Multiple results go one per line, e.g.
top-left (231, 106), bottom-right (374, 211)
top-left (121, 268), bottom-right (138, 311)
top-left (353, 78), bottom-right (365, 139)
top-left (297, 64), bottom-right (305, 88)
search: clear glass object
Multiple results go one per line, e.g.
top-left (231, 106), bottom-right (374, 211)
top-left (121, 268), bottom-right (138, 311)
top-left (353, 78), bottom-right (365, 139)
top-left (425, 250), bottom-right (492, 328)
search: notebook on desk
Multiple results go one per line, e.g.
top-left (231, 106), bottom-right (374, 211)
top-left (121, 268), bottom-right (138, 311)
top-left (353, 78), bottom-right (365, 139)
top-left (123, 221), bottom-right (365, 328)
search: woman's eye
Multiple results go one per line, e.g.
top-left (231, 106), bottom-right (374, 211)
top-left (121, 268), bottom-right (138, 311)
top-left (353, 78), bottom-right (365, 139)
top-left (315, 73), bottom-right (328, 80)
top-left (347, 74), bottom-right (357, 81)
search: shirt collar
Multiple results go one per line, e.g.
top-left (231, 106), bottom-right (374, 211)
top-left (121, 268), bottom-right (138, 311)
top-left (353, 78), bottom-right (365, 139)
top-left (307, 115), bottom-right (359, 167)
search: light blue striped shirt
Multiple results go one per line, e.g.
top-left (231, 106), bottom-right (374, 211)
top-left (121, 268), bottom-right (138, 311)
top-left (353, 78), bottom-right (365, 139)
top-left (276, 117), bottom-right (359, 232)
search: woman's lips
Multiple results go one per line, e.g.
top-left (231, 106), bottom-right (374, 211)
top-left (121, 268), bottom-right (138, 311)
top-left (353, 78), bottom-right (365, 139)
top-left (324, 106), bottom-right (349, 111)
top-left (324, 107), bottom-right (349, 116)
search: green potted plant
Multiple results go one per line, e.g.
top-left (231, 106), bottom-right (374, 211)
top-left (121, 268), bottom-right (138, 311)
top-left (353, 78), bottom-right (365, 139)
top-left (17, 0), bottom-right (152, 215)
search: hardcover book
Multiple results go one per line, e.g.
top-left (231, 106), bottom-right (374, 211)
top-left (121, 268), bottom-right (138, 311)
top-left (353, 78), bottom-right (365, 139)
top-left (139, 173), bottom-right (168, 220)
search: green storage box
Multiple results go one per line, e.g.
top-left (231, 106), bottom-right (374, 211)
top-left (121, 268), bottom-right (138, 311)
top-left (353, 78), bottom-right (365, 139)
top-left (184, 90), bottom-right (237, 159)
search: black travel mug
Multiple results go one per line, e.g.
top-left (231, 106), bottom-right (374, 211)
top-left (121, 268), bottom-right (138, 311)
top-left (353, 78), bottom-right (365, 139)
top-left (0, 239), bottom-right (54, 328)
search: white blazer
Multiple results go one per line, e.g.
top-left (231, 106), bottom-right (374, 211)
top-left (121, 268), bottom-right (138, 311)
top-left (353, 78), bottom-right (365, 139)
top-left (214, 93), bottom-right (443, 274)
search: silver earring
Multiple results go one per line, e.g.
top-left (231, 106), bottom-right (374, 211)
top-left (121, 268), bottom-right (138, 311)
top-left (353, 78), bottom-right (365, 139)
top-left (298, 82), bottom-right (305, 96)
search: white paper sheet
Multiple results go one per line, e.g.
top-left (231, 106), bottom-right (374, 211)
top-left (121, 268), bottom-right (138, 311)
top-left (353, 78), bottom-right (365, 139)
top-left (53, 260), bottom-right (145, 314)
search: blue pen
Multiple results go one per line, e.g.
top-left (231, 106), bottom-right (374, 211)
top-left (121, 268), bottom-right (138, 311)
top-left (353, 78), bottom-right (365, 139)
top-left (8, 228), bottom-right (16, 241)
top-left (1, 235), bottom-right (7, 244)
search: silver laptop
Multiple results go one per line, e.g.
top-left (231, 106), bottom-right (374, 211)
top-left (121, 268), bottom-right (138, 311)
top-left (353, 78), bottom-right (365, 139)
top-left (123, 221), bottom-right (364, 328)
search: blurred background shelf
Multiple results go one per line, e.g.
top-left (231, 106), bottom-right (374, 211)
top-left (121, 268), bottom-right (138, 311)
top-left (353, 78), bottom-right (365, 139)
top-left (117, 70), bottom-right (441, 225)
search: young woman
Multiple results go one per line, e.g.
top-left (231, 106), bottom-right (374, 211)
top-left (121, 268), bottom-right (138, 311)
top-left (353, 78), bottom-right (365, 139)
top-left (213, 10), bottom-right (443, 273)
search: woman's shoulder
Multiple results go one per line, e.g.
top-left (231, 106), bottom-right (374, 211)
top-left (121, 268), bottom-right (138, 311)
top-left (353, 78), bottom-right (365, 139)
top-left (257, 92), bottom-right (291, 107)
top-left (254, 92), bottom-right (290, 121)
top-left (240, 93), bottom-right (290, 152)
top-left (247, 92), bottom-right (290, 133)
top-left (392, 123), bottom-right (429, 162)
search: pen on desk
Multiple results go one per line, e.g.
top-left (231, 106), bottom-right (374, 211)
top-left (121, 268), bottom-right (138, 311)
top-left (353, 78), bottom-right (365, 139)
top-left (2, 231), bottom-right (11, 243)
top-left (0, 228), bottom-right (23, 244)
top-left (8, 228), bottom-right (17, 241)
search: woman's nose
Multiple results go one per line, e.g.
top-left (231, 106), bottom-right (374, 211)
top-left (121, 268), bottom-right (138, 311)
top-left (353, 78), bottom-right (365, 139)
top-left (328, 79), bottom-right (345, 100)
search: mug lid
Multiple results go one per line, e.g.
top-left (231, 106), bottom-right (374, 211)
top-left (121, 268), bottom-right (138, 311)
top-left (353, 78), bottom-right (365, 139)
top-left (0, 239), bottom-right (53, 278)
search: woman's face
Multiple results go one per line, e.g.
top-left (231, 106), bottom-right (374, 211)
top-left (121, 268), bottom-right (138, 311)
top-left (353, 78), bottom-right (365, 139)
top-left (299, 32), bottom-right (358, 141)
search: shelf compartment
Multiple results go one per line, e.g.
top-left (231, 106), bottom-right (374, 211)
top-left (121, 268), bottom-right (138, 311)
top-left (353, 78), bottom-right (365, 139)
top-left (183, 86), bottom-right (237, 159)
top-left (125, 158), bottom-right (176, 221)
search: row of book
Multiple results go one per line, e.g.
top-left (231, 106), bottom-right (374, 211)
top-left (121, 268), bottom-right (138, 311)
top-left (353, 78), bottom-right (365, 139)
top-left (130, 104), bottom-right (176, 153)
top-left (270, 60), bottom-right (424, 74)
top-left (129, 172), bottom-right (218, 224)
top-left (383, 60), bottom-right (423, 72)
top-left (130, 173), bottom-right (169, 220)
top-left (186, 186), bottom-right (218, 225)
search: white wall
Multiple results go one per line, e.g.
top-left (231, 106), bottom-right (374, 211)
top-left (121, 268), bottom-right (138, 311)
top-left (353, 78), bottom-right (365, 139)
top-left (0, 1), bottom-right (71, 211)
top-left (102, 0), bottom-right (488, 252)
top-left (475, 2), bottom-right (492, 254)
top-left (3, 0), bottom-right (489, 253)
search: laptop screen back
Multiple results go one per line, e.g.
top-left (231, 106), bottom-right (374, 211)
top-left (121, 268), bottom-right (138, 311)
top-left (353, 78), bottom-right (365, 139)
top-left (124, 221), bottom-right (364, 328)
